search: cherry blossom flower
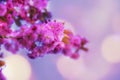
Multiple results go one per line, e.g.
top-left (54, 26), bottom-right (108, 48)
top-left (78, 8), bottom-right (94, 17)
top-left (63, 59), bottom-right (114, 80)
top-left (0, 0), bottom-right (88, 60)
top-left (0, 0), bottom-right (88, 79)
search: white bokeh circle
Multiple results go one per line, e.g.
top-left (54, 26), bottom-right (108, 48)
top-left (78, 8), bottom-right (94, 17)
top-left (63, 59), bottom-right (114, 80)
top-left (3, 55), bottom-right (32, 80)
top-left (101, 35), bottom-right (120, 63)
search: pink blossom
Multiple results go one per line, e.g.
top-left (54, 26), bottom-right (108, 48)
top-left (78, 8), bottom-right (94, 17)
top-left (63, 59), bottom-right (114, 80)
top-left (0, 4), bottom-right (7, 16)
top-left (0, 0), bottom-right (87, 60)
top-left (0, 0), bottom-right (88, 79)
top-left (32, 0), bottom-right (48, 10)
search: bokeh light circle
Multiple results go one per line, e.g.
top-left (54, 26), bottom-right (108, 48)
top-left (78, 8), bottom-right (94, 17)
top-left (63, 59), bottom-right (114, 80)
top-left (57, 56), bottom-right (87, 80)
top-left (3, 55), bottom-right (32, 80)
top-left (101, 35), bottom-right (120, 63)
top-left (57, 56), bottom-right (111, 80)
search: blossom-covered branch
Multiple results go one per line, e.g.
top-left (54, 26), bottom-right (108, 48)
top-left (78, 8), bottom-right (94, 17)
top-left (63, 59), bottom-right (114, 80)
top-left (0, 0), bottom-right (88, 59)
top-left (0, 0), bottom-right (88, 79)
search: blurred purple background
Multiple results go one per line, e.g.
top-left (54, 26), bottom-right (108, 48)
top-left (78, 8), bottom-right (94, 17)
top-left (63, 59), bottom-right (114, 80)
top-left (28, 0), bottom-right (120, 80)
top-left (11, 0), bottom-right (120, 80)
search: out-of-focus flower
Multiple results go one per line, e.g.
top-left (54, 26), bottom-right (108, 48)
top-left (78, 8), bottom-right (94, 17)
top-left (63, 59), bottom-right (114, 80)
top-left (0, 4), bottom-right (7, 16)
top-left (0, 60), bottom-right (6, 80)
top-left (31, 0), bottom-right (48, 10)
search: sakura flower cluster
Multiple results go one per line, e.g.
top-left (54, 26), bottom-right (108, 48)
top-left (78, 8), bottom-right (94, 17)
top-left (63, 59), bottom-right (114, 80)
top-left (0, 0), bottom-right (88, 79)
top-left (0, 0), bottom-right (87, 60)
